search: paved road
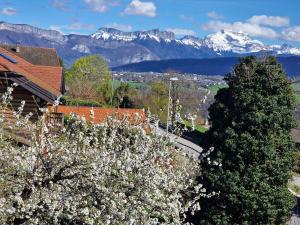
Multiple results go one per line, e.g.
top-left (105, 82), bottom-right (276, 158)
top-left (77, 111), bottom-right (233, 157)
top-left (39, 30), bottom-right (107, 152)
top-left (287, 177), bottom-right (300, 224)
top-left (154, 127), bottom-right (203, 158)
top-left (287, 197), bottom-right (300, 225)
top-left (293, 176), bottom-right (300, 187)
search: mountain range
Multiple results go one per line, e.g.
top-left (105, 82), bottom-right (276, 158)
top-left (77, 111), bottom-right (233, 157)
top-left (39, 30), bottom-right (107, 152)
top-left (0, 21), bottom-right (300, 68)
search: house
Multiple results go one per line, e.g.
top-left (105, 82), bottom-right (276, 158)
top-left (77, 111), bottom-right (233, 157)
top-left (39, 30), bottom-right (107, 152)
top-left (0, 44), bottom-right (64, 121)
top-left (52, 105), bottom-right (145, 125)
top-left (0, 44), bottom-right (146, 144)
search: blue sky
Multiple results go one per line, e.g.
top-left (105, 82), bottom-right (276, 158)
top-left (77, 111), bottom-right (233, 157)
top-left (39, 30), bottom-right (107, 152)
top-left (0, 0), bottom-right (299, 46)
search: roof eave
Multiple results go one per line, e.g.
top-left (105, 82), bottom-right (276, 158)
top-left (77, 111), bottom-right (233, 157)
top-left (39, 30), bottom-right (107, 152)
top-left (0, 73), bottom-right (59, 103)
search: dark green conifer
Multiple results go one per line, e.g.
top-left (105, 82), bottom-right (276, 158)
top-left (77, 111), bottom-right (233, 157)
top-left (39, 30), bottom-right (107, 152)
top-left (190, 56), bottom-right (297, 225)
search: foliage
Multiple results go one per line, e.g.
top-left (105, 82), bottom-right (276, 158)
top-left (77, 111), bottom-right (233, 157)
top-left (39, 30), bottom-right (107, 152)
top-left (112, 80), bottom-right (149, 91)
top-left (0, 84), bottom-right (203, 225)
top-left (183, 120), bottom-right (208, 133)
top-left (292, 149), bottom-right (300, 174)
top-left (65, 55), bottom-right (112, 104)
top-left (61, 96), bottom-right (102, 107)
top-left (136, 81), bottom-right (169, 123)
top-left (189, 56), bottom-right (297, 225)
top-left (207, 83), bottom-right (227, 95)
top-left (113, 82), bottom-right (137, 108)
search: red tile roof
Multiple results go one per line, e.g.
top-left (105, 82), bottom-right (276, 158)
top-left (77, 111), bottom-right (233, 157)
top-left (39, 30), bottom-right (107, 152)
top-left (53, 105), bottom-right (145, 124)
top-left (0, 46), bottom-right (63, 97)
top-left (0, 45), bottom-right (61, 67)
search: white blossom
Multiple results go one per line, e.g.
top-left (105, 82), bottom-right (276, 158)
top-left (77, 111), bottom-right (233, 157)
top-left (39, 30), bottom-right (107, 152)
top-left (0, 87), bottom-right (205, 224)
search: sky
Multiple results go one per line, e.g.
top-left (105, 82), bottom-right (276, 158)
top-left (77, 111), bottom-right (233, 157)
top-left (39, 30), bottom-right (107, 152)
top-left (0, 0), bottom-right (299, 47)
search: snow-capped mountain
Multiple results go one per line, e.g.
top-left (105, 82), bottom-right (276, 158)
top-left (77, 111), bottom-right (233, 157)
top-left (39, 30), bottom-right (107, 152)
top-left (91, 28), bottom-right (175, 42)
top-left (203, 30), bottom-right (268, 53)
top-left (0, 21), bottom-right (299, 67)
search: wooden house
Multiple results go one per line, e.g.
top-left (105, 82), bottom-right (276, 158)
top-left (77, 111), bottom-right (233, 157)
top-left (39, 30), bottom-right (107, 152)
top-left (0, 45), bottom-right (64, 122)
top-left (0, 45), bottom-right (64, 145)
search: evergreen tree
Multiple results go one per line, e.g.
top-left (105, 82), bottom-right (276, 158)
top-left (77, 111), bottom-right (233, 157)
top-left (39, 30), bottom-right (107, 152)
top-left (190, 56), bottom-right (297, 225)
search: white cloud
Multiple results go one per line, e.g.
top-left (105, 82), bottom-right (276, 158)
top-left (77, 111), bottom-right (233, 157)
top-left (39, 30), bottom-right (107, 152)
top-left (166, 28), bottom-right (196, 36)
top-left (123, 0), bottom-right (156, 17)
top-left (202, 15), bottom-right (300, 43)
top-left (207, 11), bottom-right (223, 20)
top-left (50, 22), bottom-right (96, 34)
top-left (202, 20), bottom-right (279, 39)
top-left (248, 15), bottom-right (290, 27)
top-left (281, 26), bottom-right (300, 42)
top-left (1, 7), bottom-right (17, 15)
top-left (83, 0), bottom-right (114, 13)
top-left (105, 23), bottom-right (132, 32)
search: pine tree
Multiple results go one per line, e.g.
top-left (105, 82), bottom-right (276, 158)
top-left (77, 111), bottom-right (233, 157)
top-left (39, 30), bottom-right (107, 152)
top-left (190, 56), bottom-right (297, 225)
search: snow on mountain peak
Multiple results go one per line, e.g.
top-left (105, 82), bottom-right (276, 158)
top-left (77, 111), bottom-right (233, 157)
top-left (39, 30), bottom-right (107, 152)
top-left (179, 35), bottom-right (204, 48)
top-left (91, 27), bottom-right (175, 42)
top-left (88, 27), bottom-right (300, 56)
top-left (91, 28), bottom-right (137, 41)
top-left (271, 44), bottom-right (300, 55)
top-left (0, 21), bottom-right (299, 60)
top-left (205, 29), bottom-right (266, 53)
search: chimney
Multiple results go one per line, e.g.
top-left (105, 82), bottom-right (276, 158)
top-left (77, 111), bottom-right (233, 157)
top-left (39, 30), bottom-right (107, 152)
top-left (15, 46), bottom-right (20, 53)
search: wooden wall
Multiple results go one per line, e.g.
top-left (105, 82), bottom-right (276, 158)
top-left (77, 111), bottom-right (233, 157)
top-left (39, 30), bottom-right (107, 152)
top-left (0, 79), bottom-right (47, 122)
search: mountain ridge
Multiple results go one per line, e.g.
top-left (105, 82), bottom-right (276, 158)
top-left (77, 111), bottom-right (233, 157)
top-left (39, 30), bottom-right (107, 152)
top-left (0, 21), bottom-right (299, 67)
top-left (112, 56), bottom-right (300, 77)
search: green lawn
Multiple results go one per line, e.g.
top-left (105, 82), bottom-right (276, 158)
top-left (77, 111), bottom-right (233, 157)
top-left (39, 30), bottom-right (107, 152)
top-left (292, 82), bottom-right (300, 91)
top-left (183, 120), bottom-right (208, 133)
top-left (291, 82), bottom-right (300, 104)
top-left (207, 84), bottom-right (228, 95)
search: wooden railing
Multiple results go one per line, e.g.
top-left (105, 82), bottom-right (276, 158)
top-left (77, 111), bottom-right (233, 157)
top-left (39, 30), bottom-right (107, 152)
top-left (1, 104), bottom-right (65, 145)
top-left (45, 112), bottom-right (64, 133)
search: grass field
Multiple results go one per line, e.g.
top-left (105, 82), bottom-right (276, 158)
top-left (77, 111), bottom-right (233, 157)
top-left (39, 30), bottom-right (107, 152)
top-left (183, 120), bottom-right (208, 133)
top-left (292, 82), bottom-right (300, 91)
top-left (292, 82), bottom-right (300, 104)
top-left (207, 84), bottom-right (228, 95)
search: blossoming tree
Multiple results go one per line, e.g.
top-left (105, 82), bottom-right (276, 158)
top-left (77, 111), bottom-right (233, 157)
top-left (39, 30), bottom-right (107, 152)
top-left (0, 84), bottom-right (203, 225)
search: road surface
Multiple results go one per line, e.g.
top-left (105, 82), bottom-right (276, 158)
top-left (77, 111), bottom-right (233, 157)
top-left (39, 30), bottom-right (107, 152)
top-left (154, 127), bottom-right (203, 158)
